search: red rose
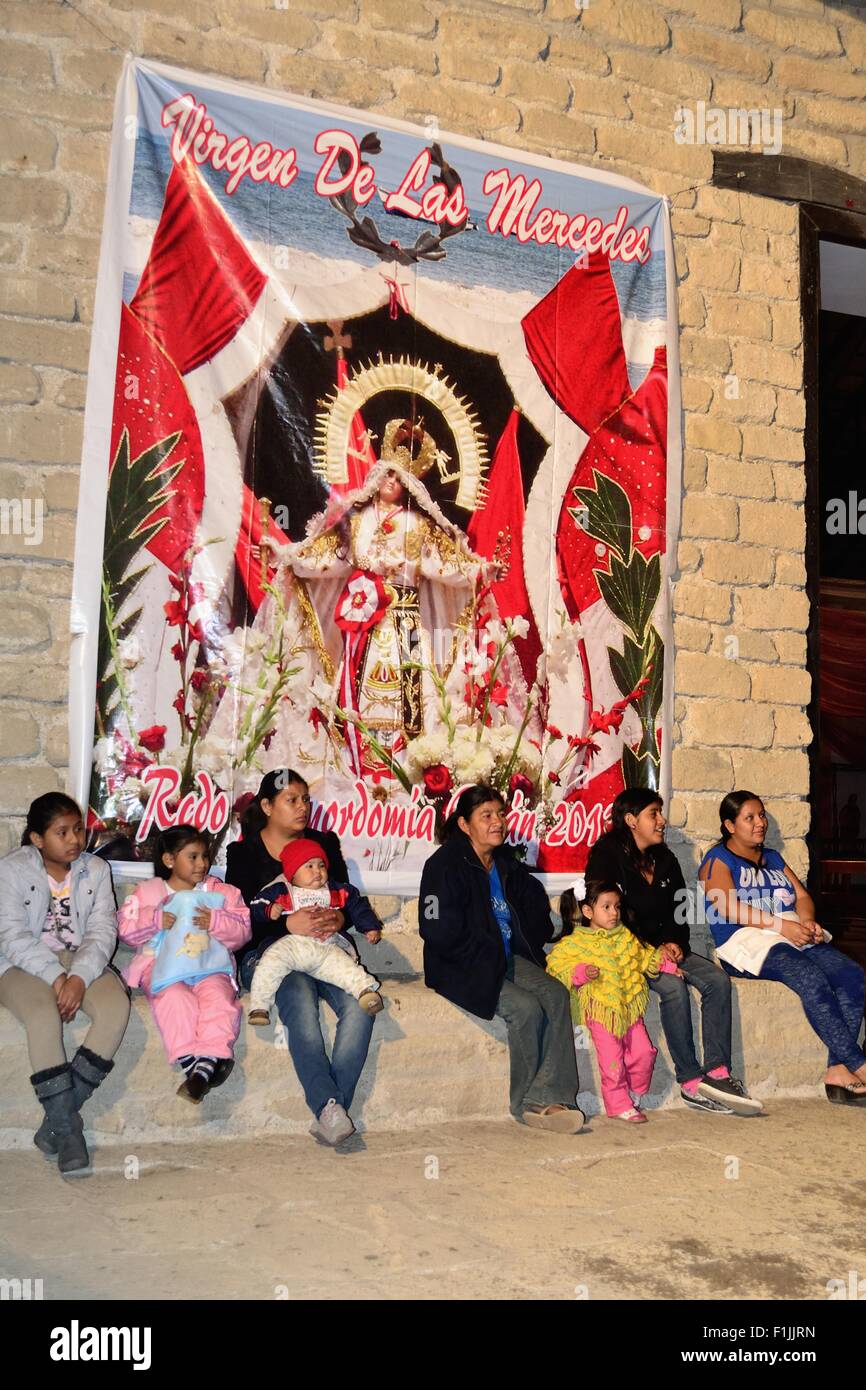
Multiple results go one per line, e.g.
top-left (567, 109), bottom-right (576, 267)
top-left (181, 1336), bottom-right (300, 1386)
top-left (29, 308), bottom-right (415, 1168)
top-left (423, 764), bottom-right (453, 797)
top-left (509, 772), bottom-right (534, 801)
top-left (138, 725), bottom-right (167, 753)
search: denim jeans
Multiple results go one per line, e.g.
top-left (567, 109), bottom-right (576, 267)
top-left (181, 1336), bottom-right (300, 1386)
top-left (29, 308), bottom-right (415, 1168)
top-left (239, 948), bottom-right (374, 1121)
top-left (745, 943), bottom-right (866, 1072)
top-left (494, 954), bottom-right (580, 1118)
top-left (648, 951), bottom-right (732, 1084)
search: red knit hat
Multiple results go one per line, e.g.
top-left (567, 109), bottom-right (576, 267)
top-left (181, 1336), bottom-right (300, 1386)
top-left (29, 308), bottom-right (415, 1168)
top-left (280, 838), bottom-right (329, 883)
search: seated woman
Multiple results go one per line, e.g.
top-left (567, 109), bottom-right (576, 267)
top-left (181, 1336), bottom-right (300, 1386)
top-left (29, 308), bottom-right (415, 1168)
top-left (225, 769), bottom-right (377, 1147)
top-left (587, 788), bottom-right (761, 1116)
top-left (699, 790), bottom-right (866, 1108)
top-left (419, 784), bottom-right (585, 1133)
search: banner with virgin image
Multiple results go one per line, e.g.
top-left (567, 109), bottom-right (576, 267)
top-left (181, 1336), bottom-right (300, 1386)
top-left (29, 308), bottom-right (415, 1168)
top-left (72, 57), bottom-right (681, 890)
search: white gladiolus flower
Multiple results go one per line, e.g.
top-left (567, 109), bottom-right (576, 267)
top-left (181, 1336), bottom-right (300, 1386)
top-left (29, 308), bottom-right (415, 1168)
top-left (118, 637), bottom-right (141, 669)
top-left (506, 615), bottom-right (530, 640)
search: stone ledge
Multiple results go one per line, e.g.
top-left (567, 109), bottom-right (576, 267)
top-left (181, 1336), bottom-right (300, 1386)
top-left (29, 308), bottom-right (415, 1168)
top-left (0, 973), bottom-right (831, 1150)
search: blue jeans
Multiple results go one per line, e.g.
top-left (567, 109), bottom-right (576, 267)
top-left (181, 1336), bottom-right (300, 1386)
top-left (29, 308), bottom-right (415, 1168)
top-left (751, 943), bottom-right (865, 1072)
top-left (648, 951), bottom-right (732, 1084)
top-left (274, 972), bottom-right (374, 1121)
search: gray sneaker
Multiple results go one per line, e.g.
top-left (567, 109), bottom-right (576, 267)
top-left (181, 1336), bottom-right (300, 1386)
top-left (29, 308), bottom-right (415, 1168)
top-left (698, 1075), bottom-right (763, 1116)
top-left (315, 1099), bottom-right (355, 1146)
top-left (681, 1087), bottom-right (734, 1115)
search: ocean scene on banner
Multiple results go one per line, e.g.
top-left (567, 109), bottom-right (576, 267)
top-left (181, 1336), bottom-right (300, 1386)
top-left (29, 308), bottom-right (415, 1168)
top-left (84, 57), bottom-right (677, 885)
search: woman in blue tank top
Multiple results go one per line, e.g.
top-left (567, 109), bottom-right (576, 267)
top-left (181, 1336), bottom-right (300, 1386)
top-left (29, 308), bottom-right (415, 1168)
top-left (698, 790), bottom-right (866, 1107)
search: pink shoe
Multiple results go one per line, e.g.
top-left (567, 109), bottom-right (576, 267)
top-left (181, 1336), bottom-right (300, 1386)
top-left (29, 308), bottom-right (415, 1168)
top-left (612, 1107), bottom-right (648, 1124)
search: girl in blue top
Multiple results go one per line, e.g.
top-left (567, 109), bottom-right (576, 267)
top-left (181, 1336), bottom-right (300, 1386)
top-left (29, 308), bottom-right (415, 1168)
top-left (699, 790), bottom-right (866, 1107)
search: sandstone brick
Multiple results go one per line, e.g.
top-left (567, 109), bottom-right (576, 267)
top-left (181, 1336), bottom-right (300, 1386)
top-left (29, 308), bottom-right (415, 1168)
top-left (767, 799), bottom-right (811, 838)
top-left (139, 23), bottom-right (265, 82)
top-left (0, 510), bottom-right (76, 564)
top-left (677, 540), bottom-right (702, 574)
top-left (708, 628), bottom-right (772, 663)
top-left (842, 18), bottom-right (866, 72)
top-left (397, 76), bottom-right (520, 137)
top-left (731, 343), bottom-right (802, 391)
top-left (0, 37), bottom-right (54, 86)
top-left (19, 564), bottom-right (73, 597)
top-left (217, 5), bottom-right (318, 47)
top-left (0, 114), bottom-right (56, 173)
top-left (702, 544), bottom-right (775, 586)
top-left (685, 415), bottom-right (742, 458)
top-left (706, 294), bottom-right (772, 342)
top-left (27, 231), bottom-right (99, 279)
top-left (0, 318), bottom-right (89, 373)
top-left (681, 494), bottom-right (738, 541)
top-left (54, 374), bottom-right (87, 411)
top-left (0, 232), bottom-right (22, 264)
top-left (438, 13), bottom-right (548, 60)
top-left (327, 24), bottom-right (436, 73)
top-left (679, 334), bottom-right (731, 375)
top-left (673, 617), bottom-right (711, 652)
top-left (0, 761), bottom-right (61, 812)
top-left (568, 75), bottom-right (629, 119)
top-left (0, 364), bottom-right (40, 405)
top-left (366, 0), bottom-right (437, 34)
top-left (677, 651), bottom-right (750, 699)
top-left (666, 794), bottom-right (687, 829)
top-left (744, 8), bottom-right (842, 57)
top-left (713, 380), bottom-right (776, 425)
top-left (774, 552), bottom-right (806, 587)
top-left (708, 77), bottom-right (795, 122)
top-left (683, 699), bottom-right (774, 749)
top-left (671, 746), bottom-right (733, 791)
top-left (0, 81), bottom-right (115, 130)
top-left (773, 631), bottom-right (807, 666)
top-left (741, 424), bottom-right (804, 463)
top-left (731, 749), bottom-right (810, 796)
top-left (43, 711), bottom-right (70, 766)
top-left (672, 28), bottom-right (771, 82)
top-left (779, 125), bottom-right (848, 169)
top-left (773, 390), bottom-right (806, 432)
top-left (596, 124), bottom-right (711, 179)
top-left (56, 130), bottom-right (111, 182)
top-left (0, 0), bottom-right (108, 36)
top-left (677, 286), bottom-right (706, 328)
top-left (771, 301), bottom-right (803, 349)
top-left (0, 272), bottom-right (76, 320)
top-left (744, 198), bottom-right (799, 237)
top-left (749, 665), bottom-right (811, 707)
top-left (802, 92), bottom-right (866, 135)
top-left (739, 258), bottom-right (797, 300)
top-left (681, 377), bottom-right (711, 413)
top-left (671, 210), bottom-right (710, 239)
top-left (0, 709), bottom-right (39, 759)
top-left (41, 470), bottom-right (81, 512)
top-left (773, 707), bottom-right (813, 748)
top-left (501, 61), bottom-right (570, 109)
top-left (626, 86), bottom-right (681, 133)
top-left (736, 587), bottom-right (809, 631)
top-left (0, 597), bottom-right (50, 652)
top-left (0, 175), bottom-right (67, 228)
top-left (772, 465), bottom-right (806, 502)
top-left (684, 243), bottom-right (740, 292)
top-left (706, 458), bottom-right (774, 500)
top-left (0, 410), bottom-right (83, 465)
top-left (519, 108), bottom-right (598, 157)
top-left (674, 578), bottom-right (732, 623)
top-left (548, 32), bottom-right (611, 76)
top-left (439, 49), bottom-right (500, 86)
top-left (739, 499), bottom-right (805, 551)
top-left (581, 0), bottom-right (669, 51)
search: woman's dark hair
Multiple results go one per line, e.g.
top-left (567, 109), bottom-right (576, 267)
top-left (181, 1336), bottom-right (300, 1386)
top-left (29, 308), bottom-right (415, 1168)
top-left (22, 793), bottom-right (82, 846)
top-left (153, 825), bottom-right (211, 879)
top-left (240, 769), bottom-right (309, 838)
top-left (609, 787), bottom-right (664, 871)
top-left (559, 879), bottom-right (621, 935)
top-left (443, 784), bottom-right (506, 840)
top-left (718, 790), bottom-right (764, 843)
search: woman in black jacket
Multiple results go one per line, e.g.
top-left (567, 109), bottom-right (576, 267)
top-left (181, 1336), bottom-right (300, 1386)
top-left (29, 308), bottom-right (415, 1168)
top-left (225, 769), bottom-right (375, 1147)
top-left (419, 785), bottom-right (584, 1133)
top-left (586, 788), bottom-right (761, 1117)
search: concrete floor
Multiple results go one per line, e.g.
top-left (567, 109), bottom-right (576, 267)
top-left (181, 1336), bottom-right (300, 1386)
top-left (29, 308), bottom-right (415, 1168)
top-left (2, 1100), bottom-right (864, 1301)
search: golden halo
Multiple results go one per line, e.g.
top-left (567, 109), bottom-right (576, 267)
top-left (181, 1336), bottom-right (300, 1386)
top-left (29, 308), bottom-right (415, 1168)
top-left (313, 356), bottom-right (489, 511)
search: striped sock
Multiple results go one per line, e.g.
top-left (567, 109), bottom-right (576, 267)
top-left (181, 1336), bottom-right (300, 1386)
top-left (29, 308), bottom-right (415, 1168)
top-left (177, 1055), bottom-right (195, 1073)
top-left (191, 1056), bottom-right (218, 1082)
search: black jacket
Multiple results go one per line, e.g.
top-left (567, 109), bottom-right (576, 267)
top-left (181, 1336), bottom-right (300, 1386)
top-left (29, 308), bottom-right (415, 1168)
top-left (585, 832), bottom-right (689, 955)
top-left (225, 827), bottom-right (349, 955)
top-left (418, 831), bottom-right (555, 1020)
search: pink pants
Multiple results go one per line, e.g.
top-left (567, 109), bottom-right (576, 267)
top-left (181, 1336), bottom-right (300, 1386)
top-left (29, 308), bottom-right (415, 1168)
top-left (147, 975), bottom-right (241, 1065)
top-left (587, 1017), bottom-right (657, 1117)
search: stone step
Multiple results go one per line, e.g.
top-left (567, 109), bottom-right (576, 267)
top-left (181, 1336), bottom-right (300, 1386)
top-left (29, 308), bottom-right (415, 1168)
top-left (0, 966), bottom-right (831, 1150)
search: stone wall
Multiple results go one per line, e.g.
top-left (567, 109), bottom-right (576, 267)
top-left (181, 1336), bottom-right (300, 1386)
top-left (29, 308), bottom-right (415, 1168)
top-left (3, 0), bottom-right (865, 875)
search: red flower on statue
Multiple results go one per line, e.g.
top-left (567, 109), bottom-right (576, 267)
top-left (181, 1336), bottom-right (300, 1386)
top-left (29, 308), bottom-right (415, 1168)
top-left (424, 765), bottom-right (453, 797)
top-left (138, 725), bottom-right (167, 753)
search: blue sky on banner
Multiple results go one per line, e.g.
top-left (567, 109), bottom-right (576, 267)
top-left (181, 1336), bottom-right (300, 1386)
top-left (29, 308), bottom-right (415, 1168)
top-left (130, 64), bottom-right (668, 323)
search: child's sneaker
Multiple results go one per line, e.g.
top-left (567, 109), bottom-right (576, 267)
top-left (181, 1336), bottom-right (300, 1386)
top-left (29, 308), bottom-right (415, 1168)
top-left (358, 989), bottom-right (383, 1015)
top-left (248, 1008), bottom-right (270, 1026)
top-left (613, 1107), bottom-right (648, 1124)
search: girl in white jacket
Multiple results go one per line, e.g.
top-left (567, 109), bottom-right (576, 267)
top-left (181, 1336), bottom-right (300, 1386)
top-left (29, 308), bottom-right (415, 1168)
top-left (0, 794), bottom-right (130, 1177)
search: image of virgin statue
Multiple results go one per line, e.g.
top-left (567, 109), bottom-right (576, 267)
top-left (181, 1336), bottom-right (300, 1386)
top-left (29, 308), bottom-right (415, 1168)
top-left (213, 418), bottom-right (528, 783)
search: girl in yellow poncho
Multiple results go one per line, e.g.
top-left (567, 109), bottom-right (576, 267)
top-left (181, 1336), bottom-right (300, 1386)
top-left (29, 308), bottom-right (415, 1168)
top-left (547, 880), bottom-right (682, 1123)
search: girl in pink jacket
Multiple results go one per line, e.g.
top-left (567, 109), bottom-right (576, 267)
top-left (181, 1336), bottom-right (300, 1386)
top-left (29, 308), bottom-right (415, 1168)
top-left (118, 826), bottom-right (250, 1103)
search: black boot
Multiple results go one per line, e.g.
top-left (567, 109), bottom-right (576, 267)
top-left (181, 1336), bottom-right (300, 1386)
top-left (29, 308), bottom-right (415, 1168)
top-left (33, 1047), bottom-right (114, 1159)
top-left (31, 1065), bottom-right (90, 1177)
